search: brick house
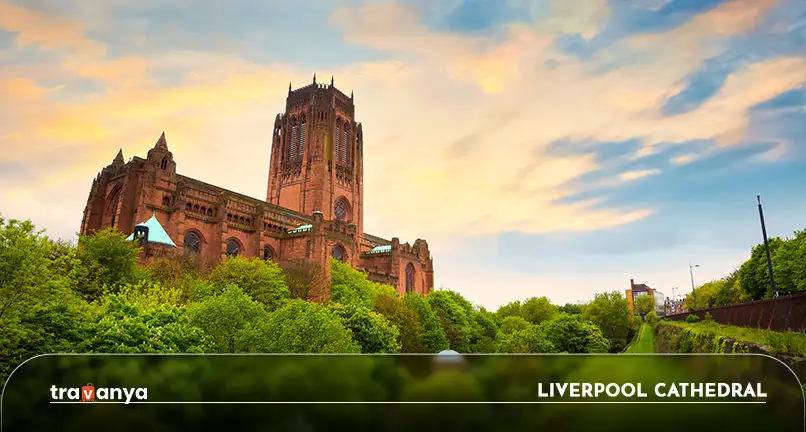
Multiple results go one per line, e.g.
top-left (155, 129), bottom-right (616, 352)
top-left (626, 279), bottom-right (655, 314)
top-left (80, 76), bottom-right (434, 296)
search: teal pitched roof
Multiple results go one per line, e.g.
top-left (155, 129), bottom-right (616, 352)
top-left (368, 245), bottom-right (391, 254)
top-left (126, 214), bottom-right (177, 247)
top-left (289, 224), bottom-right (312, 234)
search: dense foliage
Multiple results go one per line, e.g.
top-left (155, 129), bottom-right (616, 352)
top-left (685, 229), bottom-right (806, 309)
top-left (0, 216), bottom-right (642, 386)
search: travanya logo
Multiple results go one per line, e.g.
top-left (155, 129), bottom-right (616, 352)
top-left (50, 384), bottom-right (148, 404)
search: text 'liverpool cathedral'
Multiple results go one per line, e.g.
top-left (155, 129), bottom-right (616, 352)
top-left (80, 76), bottom-right (434, 295)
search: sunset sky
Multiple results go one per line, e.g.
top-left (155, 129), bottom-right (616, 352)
top-left (1, 0), bottom-right (805, 309)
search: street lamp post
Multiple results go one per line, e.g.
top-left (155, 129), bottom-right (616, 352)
top-left (757, 196), bottom-right (778, 298)
top-left (689, 263), bottom-right (699, 311)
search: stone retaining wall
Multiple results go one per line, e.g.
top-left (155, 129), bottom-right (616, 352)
top-left (654, 321), bottom-right (806, 383)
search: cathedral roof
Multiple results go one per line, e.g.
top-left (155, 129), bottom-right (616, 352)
top-left (155, 131), bottom-right (168, 149)
top-left (368, 245), bottom-right (391, 254)
top-left (289, 224), bottom-right (312, 234)
top-left (113, 149), bottom-right (124, 165)
top-left (126, 214), bottom-right (177, 247)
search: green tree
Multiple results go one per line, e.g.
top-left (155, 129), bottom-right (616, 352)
top-left (726, 270), bottom-right (751, 304)
top-left (633, 295), bottom-right (655, 315)
top-left (686, 279), bottom-right (730, 310)
top-left (81, 294), bottom-right (207, 353)
top-left (539, 313), bottom-right (610, 353)
top-left (738, 238), bottom-right (785, 300)
top-left (645, 310), bottom-right (658, 326)
top-left (426, 290), bottom-right (477, 352)
top-left (496, 301), bottom-right (522, 319)
top-left (0, 217), bottom-right (56, 320)
top-left (404, 293), bottom-right (449, 352)
top-left (118, 280), bottom-right (183, 308)
top-left (69, 227), bottom-right (141, 300)
top-left (330, 302), bottom-right (401, 353)
top-left (250, 299), bottom-right (360, 353)
top-left (494, 316), bottom-right (555, 353)
top-left (145, 251), bottom-right (205, 301)
top-left (373, 295), bottom-right (425, 352)
top-left (498, 315), bottom-right (531, 334)
top-left (0, 287), bottom-right (93, 386)
top-left (558, 303), bottom-right (583, 315)
top-left (583, 291), bottom-right (635, 352)
top-left (520, 297), bottom-right (558, 325)
top-left (469, 307), bottom-right (499, 353)
top-left (186, 285), bottom-right (267, 353)
top-left (772, 230), bottom-right (806, 294)
top-left (207, 256), bottom-right (290, 310)
top-left (281, 259), bottom-right (329, 302)
top-left (330, 259), bottom-right (396, 308)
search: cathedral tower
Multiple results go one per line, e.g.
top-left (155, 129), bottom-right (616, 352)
top-left (266, 75), bottom-right (364, 239)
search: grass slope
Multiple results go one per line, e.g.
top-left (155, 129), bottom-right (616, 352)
top-left (625, 324), bottom-right (655, 353)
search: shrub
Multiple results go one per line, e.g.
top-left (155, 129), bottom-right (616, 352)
top-left (250, 300), bottom-right (360, 353)
top-left (404, 293), bottom-right (449, 352)
top-left (685, 314), bottom-right (700, 323)
top-left (538, 313), bottom-right (610, 353)
top-left (645, 311), bottom-right (658, 326)
top-left (329, 302), bottom-right (401, 353)
top-left (207, 256), bottom-right (289, 311)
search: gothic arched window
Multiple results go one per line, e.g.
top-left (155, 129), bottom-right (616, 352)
top-left (226, 240), bottom-right (240, 257)
top-left (405, 263), bottom-right (415, 294)
top-left (162, 196), bottom-right (170, 206)
top-left (184, 232), bottom-right (200, 253)
top-left (334, 199), bottom-right (348, 221)
top-left (290, 118), bottom-right (298, 161)
top-left (263, 246), bottom-right (273, 261)
top-left (332, 245), bottom-right (346, 262)
top-left (160, 157), bottom-right (168, 170)
top-left (299, 117), bottom-right (306, 158)
top-left (206, 208), bottom-right (213, 217)
top-left (335, 121), bottom-right (341, 164)
top-left (342, 122), bottom-right (348, 164)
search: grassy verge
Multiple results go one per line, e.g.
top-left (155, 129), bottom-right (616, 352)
top-left (625, 324), bottom-right (655, 353)
top-left (665, 320), bottom-right (806, 357)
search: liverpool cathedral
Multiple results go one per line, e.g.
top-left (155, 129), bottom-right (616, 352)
top-left (80, 77), bottom-right (434, 295)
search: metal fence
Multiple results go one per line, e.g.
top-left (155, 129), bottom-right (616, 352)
top-left (666, 291), bottom-right (806, 333)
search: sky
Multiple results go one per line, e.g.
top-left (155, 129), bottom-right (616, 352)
top-left (1, 0), bottom-right (805, 310)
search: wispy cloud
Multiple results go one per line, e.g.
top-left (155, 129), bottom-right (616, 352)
top-left (619, 169), bottom-right (662, 181)
top-left (1, 0), bottom-right (805, 306)
top-left (671, 153), bottom-right (698, 165)
top-left (0, 2), bottom-right (105, 56)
